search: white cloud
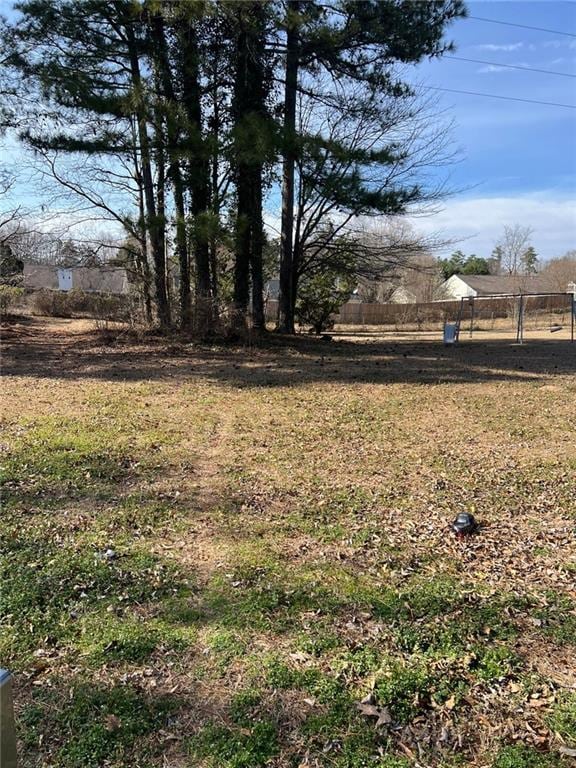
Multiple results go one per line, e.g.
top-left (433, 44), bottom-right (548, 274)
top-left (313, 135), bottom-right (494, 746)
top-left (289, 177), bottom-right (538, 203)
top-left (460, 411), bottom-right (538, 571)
top-left (542, 39), bottom-right (576, 51)
top-left (477, 42), bottom-right (524, 52)
top-left (476, 61), bottom-right (531, 74)
top-left (477, 65), bottom-right (508, 74)
top-left (409, 193), bottom-right (576, 260)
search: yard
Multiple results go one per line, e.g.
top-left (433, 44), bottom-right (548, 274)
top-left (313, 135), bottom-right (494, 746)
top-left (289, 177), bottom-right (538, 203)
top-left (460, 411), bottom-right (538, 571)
top-left (1, 316), bottom-right (575, 768)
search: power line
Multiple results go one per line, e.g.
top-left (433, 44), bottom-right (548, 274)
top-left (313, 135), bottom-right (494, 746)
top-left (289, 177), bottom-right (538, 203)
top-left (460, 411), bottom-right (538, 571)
top-left (468, 15), bottom-right (576, 38)
top-left (446, 55), bottom-right (576, 79)
top-left (422, 85), bottom-right (576, 109)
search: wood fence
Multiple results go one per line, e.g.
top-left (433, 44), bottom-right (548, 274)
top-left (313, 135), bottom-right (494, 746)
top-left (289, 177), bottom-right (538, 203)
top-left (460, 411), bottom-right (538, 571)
top-left (265, 295), bottom-right (571, 328)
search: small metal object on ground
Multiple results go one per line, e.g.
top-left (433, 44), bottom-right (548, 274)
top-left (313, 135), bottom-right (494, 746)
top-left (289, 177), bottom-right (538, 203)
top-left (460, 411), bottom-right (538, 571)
top-left (1, 668), bottom-right (18, 768)
top-left (452, 512), bottom-right (478, 535)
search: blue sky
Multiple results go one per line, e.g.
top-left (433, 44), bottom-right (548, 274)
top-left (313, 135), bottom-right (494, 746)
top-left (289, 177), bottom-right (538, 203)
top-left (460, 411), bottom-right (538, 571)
top-left (1, 0), bottom-right (575, 260)
top-left (405, 1), bottom-right (576, 259)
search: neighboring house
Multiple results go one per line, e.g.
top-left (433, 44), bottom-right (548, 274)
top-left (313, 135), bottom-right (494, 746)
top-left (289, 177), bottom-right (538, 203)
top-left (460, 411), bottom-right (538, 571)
top-left (265, 278), bottom-right (364, 302)
top-left (348, 289), bottom-right (362, 303)
top-left (440, 274), bottom-right (559, 299)
top-left (264, 278), bottom-right (280, 301)
top-left (23, 263), bottom-right (129, 295)
top-left (389, 285), bottom-right (417, 304)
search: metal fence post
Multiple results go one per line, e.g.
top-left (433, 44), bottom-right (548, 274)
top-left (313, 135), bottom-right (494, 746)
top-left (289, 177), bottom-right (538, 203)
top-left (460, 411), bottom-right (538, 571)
top-left (1, 669), bottom-right (17, 768)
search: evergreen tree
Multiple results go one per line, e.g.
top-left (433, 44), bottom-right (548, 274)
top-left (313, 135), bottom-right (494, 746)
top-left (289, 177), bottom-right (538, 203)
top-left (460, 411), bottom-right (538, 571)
top-left (4, 0), bottom-right (467, 334)
top-left (439, 251), bottom-right (490, 279)
top-left (521, 246), bottom-right (539, 275)
top-left (461, 255), bottom-right (490, 276)
top-left (488, 245), bottom-right (503, 275)
top-left (229, 1), bottom-right (276, 329)
top-left (276, 0), bottom-right (467, 333)
top-left (147, 4), bottom-right (192, 327)
top-left (9, 0), bottom-right (172, 325)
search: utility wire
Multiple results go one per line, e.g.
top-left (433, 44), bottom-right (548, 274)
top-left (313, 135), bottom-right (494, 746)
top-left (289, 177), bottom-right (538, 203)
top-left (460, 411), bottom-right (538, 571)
top-left (468, 15), bottom-right (576, 38)
top-left (422, 85), bottom-right (576, 109)
top-left (446, 55), bottom-right (576, 79)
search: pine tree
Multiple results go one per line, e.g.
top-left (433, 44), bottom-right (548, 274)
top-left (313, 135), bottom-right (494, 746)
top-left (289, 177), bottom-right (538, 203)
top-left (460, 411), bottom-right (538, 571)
top-left (276, 0), bottom-right (467, 333)
top-left (521, 246), bottom-right (539, 275)
top-left (229, 1), bottom-right (276, 329)
top-left (9, 0), bottom-right (172, 325)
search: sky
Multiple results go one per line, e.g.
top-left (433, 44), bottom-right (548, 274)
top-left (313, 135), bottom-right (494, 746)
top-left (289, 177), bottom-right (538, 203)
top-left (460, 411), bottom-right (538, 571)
top-left (1, 0), bottom-right (575, 261)
top-left (404, 0), bottom-right (576, 259)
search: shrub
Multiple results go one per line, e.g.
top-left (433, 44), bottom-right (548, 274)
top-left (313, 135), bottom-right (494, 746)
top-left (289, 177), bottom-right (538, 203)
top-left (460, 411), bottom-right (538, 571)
top-left (296, 272), bottom-right (355, 334)
top-left (0, 285), bottom-right (24, 315)
top-left (29, 289), bottom-right (130, 321)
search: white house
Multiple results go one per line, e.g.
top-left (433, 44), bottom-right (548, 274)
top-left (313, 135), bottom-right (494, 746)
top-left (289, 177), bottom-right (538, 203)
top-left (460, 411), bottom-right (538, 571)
top-left (440, 274), bottom-right (558, 299)
top-left (23, 263), bottom-right (129, 294)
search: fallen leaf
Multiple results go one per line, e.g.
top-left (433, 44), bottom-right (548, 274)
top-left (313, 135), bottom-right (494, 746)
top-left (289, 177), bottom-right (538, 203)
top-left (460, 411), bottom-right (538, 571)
top-left (445, 695), bottom-right (456, 711)
top-left (356, 701), bottom-right (392, 726)
top-left (105, 714), bottom-right (121, 731)
top-left (356, 702), bottom-right (381, 718)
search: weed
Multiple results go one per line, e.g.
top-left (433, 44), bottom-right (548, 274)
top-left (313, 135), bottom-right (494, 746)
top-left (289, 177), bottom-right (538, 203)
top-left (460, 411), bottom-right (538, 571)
top-left (21, 683), bottom-right (178, 768)
top-left (188, 721), bottom-right (278, 768)
top-left (0, 419), bottom-right (129, 504)
top-left (492, 744), bottom-right (564, 768)
top-left (0, 537), bottom-right (185, 666)
top-left (203, 628), bottom-right (248, 672)
top-left (547, 691), bottom-right (576, 743)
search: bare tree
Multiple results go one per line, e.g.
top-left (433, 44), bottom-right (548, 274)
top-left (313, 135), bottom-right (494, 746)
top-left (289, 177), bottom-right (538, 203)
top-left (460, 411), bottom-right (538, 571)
top-left (0, 171), bottom-right (23, 248)
top-left (495, 224), bottom-right (533, 276)
top-left (280, 83), bottom-right (457, 322)
top-left (541, 250), bottom-right (576, 292)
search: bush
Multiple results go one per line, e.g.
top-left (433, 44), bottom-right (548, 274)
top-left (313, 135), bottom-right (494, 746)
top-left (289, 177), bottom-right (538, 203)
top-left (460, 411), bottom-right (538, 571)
top-left (296, 272), bottom-right (355, 334)
top-left (0, 285), bottom-right (24, 315)
top-left (29, 289), bottom-right (130, 321)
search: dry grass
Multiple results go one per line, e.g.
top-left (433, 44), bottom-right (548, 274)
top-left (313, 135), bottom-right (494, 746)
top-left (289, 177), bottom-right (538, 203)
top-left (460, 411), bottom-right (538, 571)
top-left (1, 316), bottom-right (575, 768)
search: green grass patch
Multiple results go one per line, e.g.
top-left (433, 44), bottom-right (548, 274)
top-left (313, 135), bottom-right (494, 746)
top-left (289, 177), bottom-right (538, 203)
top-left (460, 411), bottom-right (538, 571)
top-left (0, 419), bottom-right (130, 504)
top-left (493, 744), bottom-right (564, 768)
top-left (0, 537), bottom-right (187, 666)
top-left (188, 721), bottom-right (278, 768)
top-left (533, 593), bottom-right (576, 647)
top-left (20, 682), bottom-right (178, 768)
top-left (77, 613), bottom-right (195, 664)
top-left (547, 691), bottom-right (576, 743)
top-left (203, 627), bottom-right (248, 673)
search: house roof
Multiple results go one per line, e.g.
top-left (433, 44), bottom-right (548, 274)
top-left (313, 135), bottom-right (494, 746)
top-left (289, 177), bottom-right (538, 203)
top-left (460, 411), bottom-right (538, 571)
top-left (451, 274), bottom-right (559, 295)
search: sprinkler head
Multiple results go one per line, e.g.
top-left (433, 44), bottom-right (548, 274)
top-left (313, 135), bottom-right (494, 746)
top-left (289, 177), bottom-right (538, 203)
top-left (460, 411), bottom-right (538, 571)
top-left (452, 512), bottom-right (478, 535)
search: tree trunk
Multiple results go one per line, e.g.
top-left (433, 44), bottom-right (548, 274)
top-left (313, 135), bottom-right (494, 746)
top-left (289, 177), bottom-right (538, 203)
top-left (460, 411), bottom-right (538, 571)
top-left (290, 243), bottom-right (301, 325)
top-left (155, 118), bottom-right (169, 315)
top-left (209, 57), bottom-right (221, 301)
top-left (251, 175), bottom-right (265, 329)
top-left (234, 180), bottom-right (251, 316)
top-left (149, 11), bottom-right (192, 328)
top-left (125, 25), bottom-right (170, 328)
top-left (277, 0), bottom-right (300, 334)
top-left (136, 178), bottom-right (153, 323)
top-left (177, 19), bottom-right (212, 323)
top-left (232, 3), bottom-right (267, 329)
top-left (132, 137), bottom-right (153, 323)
